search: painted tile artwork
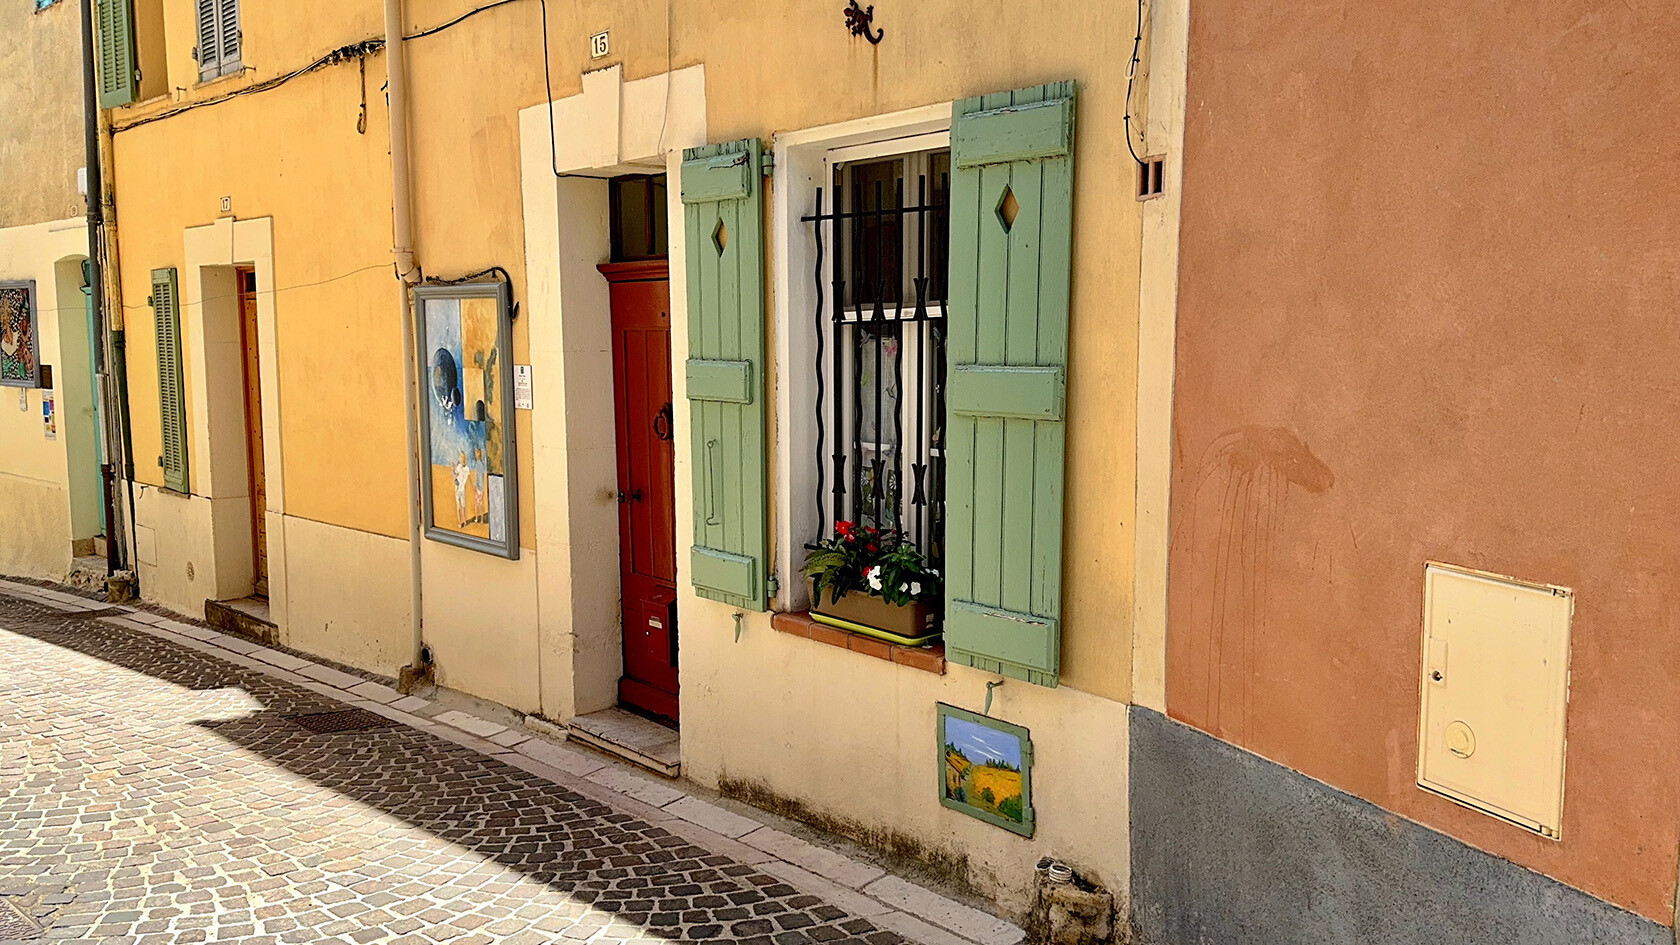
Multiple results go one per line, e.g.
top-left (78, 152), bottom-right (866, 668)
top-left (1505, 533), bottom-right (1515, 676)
top-left (938, 704), bottom-right (1034, 836)
top-left (0, 282), bottom-right (39, 388)
top-left (424, 295), bottom-right (507, 548)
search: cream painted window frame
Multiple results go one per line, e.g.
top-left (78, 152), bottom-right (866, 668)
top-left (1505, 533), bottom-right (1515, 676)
top-left (770, 103), bottom-right (953, 611)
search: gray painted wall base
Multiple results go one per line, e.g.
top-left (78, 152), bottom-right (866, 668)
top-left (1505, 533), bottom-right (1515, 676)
top-left (1128, 707), bottom-right (1669, 945)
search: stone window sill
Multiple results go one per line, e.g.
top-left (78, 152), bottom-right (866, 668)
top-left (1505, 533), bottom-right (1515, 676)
top-left (770, 611), bottom-right (945, 674)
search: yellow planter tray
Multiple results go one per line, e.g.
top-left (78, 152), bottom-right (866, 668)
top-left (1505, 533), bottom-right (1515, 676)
top-left (810, 611), bottom-right (943, 648)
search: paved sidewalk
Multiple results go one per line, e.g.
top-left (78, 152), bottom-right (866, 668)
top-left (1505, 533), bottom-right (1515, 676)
top-left (0, 581), bottom-right (1021, 945)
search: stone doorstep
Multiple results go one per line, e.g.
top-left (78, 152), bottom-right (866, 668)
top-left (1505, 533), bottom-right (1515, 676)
top-left (564, 707), bottom-right (681, 778)
top-left (203, 597), bottom-right (280, 647)
top-left (2, 581), bottom-right (1024, 945)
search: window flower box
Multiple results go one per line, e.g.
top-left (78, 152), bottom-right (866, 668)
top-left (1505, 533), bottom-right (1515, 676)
top-left (802, 521), bottom-right (942, 648)
top-left (809, 581), bottom-right (940, 647)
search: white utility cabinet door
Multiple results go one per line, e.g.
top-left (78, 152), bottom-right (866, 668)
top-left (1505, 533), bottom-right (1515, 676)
top-left (1417, 563), bottom-right (1573, 838)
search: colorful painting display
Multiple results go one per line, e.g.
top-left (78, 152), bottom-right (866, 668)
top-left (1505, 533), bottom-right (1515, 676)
top-left (937, 703), bottom-right (1034, 836)
top-left (0, 281), bottom-right (40, 388)
top-left (415, 283), bottom-right (518, 558)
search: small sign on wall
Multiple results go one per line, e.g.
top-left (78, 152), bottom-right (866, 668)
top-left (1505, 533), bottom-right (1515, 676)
top-left (514, 364), bottom-right (533, 410)
top-left (42, 390), bottom-right (55, 439)
top-left (590, 30), bottom-right (610, 59)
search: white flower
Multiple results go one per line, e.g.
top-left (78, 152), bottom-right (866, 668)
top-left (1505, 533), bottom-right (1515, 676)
top-left (929, 569), bottom-right (940, 578)
top-left (910, 581), bottom-right (922, 596)
top-left (866, 566), bottom-right (883, 591)
top-left (899, 583), bottom-right (909, 593)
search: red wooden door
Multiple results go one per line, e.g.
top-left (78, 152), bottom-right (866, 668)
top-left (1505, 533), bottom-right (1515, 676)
top-left (237, 269), bottom-right (267, 597)
top-left (601, 259), bottom-right (679, 722)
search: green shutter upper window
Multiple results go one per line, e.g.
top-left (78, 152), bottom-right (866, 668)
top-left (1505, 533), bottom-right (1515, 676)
top-left (152, 268), bottom-right (189, 494)
top-left (96, 0), bottom-right (138, 108)
top-left (943, 82), bottom-right (1076, 688)
top-left (681, 139), bottom-right (769, 611)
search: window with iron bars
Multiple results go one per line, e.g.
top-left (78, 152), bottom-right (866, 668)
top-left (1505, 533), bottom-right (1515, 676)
top-left (804, 142), bottom-right (952, 571)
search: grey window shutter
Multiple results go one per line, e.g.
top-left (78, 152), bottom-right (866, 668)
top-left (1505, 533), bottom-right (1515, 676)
top-left (196, 0), bottom-right (220, 82)
top-left (217, 0), bottom-right (241, 75)
top-left (153, 268), bottom-right (189, 494)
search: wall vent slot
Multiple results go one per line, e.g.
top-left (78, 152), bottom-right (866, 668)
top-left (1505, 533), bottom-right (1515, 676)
top-left (1137, 156), bottom-right (1166, 200)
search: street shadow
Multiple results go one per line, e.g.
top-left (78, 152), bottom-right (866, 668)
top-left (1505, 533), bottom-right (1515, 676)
top-left (0, 593), bottom-right (893, 945)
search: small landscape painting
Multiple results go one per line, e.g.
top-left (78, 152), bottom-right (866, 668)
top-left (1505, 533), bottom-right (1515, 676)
top-left (0, 281), bottom-right (40, 388)
top-left (937, 703), bottom-right (1034, 837)
top-left (416, 283), bottom-right (518, 558)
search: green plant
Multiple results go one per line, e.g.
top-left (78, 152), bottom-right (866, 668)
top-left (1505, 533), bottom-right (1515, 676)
top-left (801, 521), bottom-right (942, 607)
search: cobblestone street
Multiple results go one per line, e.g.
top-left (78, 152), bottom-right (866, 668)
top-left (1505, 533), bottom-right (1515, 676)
top-left (0, 588), bottom-right (1000, 945)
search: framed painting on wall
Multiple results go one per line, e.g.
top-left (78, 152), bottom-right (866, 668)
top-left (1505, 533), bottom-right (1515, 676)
top-left (937, 703), bottom-right (1035, 837)
top-left (415, 282), bottom-right (519, 559)
top-left (0, 280), bottom-right (40, 388)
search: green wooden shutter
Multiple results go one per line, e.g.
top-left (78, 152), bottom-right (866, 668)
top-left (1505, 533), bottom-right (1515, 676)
top-left (97, 0), bottom-right (138, 109)
top-left (944, 82), bottom-right (1076, 688)
top-left (681, 138), bottom-right (768, 611)
top-left (152, 268), bottom-right (189, 494)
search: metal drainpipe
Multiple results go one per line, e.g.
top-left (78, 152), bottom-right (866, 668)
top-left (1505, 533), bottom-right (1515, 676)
top-left (384, 0), bottom-right (426, 676)
top-left (78, 0), bottom-right (115, 575)
top-left (79, 0), bottom-right (138, 584)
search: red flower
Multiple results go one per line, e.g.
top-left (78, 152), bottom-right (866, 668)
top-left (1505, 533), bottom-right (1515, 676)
top-left (835, 520), bottom-right (856, 539)
top-left (866, 543), bottom-right (878, 552)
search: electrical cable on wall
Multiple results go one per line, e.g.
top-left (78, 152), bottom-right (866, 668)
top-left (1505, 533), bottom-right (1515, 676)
top-left (1123, 0), bottom-right (1147, 167)
top-left (111, 0), bottom-right (533, 134)
top-left (119, 262), bottom-right (391, 311)
top-left (423, 265), bottom-right (521, 319)
top-left (404, 0), bottom-right (521, 40)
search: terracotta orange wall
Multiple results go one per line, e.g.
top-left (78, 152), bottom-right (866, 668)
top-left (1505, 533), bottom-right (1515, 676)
top-left (1167, 0), bottom-right (1680, 922)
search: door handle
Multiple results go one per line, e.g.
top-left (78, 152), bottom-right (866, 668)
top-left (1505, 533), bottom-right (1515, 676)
top-left (653, 403), bottom-right (673, 441)
top-left (1425, 637), bottom-right (1447, 685)
top-left (705, 438), bottom-right (721, 525)
top-left (617, 489), bottom-right (643, 504)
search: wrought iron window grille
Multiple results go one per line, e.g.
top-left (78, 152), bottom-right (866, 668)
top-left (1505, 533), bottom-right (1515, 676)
top-left (802, 153), bottom-right (951, 568)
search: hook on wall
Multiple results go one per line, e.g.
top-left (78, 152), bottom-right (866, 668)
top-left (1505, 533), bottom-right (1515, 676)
top-left (984, 679), bottom-right (1004, 716)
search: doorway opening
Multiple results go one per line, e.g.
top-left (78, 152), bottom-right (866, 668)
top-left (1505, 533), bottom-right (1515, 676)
top-left (602, 173), bottom-right (678, 726)
top-left (60, 257), bottom-right (107, 574)
top-left (237, 268), bottom-right (267, 598)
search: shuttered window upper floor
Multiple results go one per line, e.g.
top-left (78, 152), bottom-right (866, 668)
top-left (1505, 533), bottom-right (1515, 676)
top-left (96, 0), bottom-right (241, 108)
top-left (194, 0), bottom-right (241, 82)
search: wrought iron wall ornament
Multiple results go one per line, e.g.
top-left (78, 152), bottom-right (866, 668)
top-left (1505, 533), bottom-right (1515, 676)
top-left (844, 0), bottom-right (884, 44)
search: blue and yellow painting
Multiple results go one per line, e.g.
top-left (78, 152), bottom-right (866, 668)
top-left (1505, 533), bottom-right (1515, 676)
top-left (425, 296), bottom-right (505, 543)
top-left (942, 713), bottom-right (1028, 826)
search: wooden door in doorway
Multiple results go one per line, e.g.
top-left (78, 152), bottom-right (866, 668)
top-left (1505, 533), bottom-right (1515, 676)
top-left (237, 269), bottom-right (267, 597)
top-left (600, 259), bottom-right (678, 722)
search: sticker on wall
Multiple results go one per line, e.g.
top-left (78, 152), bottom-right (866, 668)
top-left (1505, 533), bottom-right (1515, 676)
top-left (0, 280), bottom-right (41, 388)
top-left (937, 703), bottom-right (1034, 837)
top-left (42, 390), bottom-right (55, 440)
top-left (514, 364), bottom-right (533, 410)
top-left (415, 282), bottom-right (519, 559)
